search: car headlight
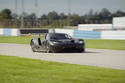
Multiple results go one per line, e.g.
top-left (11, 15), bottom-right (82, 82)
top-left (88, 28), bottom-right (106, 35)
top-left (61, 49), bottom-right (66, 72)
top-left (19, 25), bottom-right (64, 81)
top-left (53, 41), bottom-right (59, 44)
top-left (79, 41), bottom-right (84, 44)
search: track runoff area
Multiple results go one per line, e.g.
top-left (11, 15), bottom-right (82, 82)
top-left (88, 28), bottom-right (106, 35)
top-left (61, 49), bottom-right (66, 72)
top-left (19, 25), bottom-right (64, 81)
top-left (0, 43), bottom-right (125, 70)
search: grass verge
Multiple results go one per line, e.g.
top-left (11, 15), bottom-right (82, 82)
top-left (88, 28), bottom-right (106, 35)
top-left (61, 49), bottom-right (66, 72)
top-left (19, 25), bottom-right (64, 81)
top-left (0, 36), bottom-right (33, 44)
top-left (85, 39), bottom-right (125, 50)
top-left (0, 55), bottom-right (125, 83)
top-left (0, 36), bottom-right (125, 50)
top-left (0, 36), bottom-right (43, 44)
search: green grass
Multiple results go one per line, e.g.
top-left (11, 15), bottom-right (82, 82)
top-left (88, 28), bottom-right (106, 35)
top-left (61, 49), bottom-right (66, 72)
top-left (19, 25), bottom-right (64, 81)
top-left (0, 36), bottom-right (33, 44)
top-left (0, 55), bottom-right (125, 83)
top-left (85, 39), bottom-right (125, 50)
top-left (0, 36), bottom-right (44, 44)
top-left (0, 36), bottom-right (125, 50)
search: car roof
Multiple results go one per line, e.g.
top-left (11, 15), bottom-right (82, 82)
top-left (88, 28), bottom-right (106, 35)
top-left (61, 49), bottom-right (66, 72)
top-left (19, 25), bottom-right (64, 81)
top-left (48, 33), bottom-right (67, 35)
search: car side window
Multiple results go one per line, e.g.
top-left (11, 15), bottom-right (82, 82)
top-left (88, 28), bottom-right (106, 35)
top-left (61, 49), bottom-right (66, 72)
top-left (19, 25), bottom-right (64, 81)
top-left (66, 34), bottom-right (72, 39)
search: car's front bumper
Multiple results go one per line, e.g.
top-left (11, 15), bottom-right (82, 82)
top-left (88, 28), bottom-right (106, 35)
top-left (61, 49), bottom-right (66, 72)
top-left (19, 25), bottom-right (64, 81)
top-left (50, 43), bottom-right (85, 52)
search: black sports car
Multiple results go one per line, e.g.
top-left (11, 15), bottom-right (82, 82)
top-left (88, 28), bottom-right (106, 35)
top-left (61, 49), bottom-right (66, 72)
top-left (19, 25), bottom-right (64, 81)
top-left (30, 33), bottom-right (85, 53)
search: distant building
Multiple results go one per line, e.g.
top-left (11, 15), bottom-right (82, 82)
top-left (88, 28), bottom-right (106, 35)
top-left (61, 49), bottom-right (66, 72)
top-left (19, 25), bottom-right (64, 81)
top-left (78, 24), bottom-right (112, 31)
top-left (113, 17), bottom-right (125, 29)
top-left (78, 17), bottom-right (125, 31)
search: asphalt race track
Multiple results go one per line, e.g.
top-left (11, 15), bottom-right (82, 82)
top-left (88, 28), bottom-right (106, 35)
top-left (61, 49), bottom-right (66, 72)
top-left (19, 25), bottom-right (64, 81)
top-left (0, 43), bottom-right (125, 70)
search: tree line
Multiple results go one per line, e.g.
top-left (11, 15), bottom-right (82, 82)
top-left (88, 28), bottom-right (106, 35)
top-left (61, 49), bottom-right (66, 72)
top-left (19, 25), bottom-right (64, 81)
top-left (0, 8), bottom-right (125, 28)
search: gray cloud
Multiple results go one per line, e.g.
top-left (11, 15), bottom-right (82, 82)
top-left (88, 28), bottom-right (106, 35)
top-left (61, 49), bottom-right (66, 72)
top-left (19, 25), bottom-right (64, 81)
top-left (0, 0), bottom-right (125, 16)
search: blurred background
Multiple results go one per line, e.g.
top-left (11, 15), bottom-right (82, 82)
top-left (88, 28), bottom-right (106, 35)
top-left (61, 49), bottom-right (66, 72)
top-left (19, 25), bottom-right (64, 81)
top-left (0, 0), bottom-right (125, 28)
top-left (0, 0), bottom-right (125, 40)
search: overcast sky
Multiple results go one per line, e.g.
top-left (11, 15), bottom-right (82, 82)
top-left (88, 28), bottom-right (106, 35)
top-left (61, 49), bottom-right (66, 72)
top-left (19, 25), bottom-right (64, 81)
top-left (0, 0), bottom-right (125, 16)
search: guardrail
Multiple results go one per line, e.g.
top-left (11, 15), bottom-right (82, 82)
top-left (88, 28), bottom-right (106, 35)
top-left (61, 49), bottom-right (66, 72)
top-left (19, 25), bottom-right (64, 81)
top-left (20, 29), bottom-right (48, 34)
top-left (0, 28), bottom-right (125, 40)
top-left (0, 28), bottom-right (20, 36)
top-left (54, 29), bottom-right (125, 40)
top-left (101, 31), bottom-right (125, 40)
top-left (0, 28), bottom-right (48, 36)
top-left (73, 30), bottom-right (101, 39)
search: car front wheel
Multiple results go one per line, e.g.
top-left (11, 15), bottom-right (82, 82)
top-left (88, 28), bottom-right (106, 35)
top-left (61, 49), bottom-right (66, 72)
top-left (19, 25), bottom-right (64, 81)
top-left (78, 48), bottom-right (85, 53)
top-left (46, 44), bottom-right (51, 53)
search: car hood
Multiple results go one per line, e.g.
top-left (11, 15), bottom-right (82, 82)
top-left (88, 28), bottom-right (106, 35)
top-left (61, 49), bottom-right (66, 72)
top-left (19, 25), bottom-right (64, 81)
top-left (50, 38), bottom-right (84, 44)
top-left (57, 39), bottom-right (76, 43)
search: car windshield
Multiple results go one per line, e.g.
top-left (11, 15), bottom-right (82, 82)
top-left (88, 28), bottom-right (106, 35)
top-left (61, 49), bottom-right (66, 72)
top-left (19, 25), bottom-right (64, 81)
top-left (50, 34), bottom-right (72, 40)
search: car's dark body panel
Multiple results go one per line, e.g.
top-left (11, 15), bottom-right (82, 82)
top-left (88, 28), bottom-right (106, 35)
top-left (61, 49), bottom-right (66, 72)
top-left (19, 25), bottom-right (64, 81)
top-left (30, 33), bottom-right (85, 53)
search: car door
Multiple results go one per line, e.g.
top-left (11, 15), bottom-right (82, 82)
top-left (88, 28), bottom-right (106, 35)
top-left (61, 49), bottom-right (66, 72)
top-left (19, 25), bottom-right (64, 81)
top-left (40, 34), bottom-right (48, 51)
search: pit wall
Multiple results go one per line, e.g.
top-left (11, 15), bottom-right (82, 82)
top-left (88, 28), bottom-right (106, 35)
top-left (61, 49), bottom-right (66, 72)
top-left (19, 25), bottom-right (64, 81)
top-left (55, 29), bottom-right (125, 40)
top-left (78, 24), bottom-right (113, 31)
top-left (0, 28), bottom-right (125, 40)
top-left (101, 31), bottom-right (125, 40)
top-left (55, 29), bottom-right (74, 37)
top-left (73, 30), bottom-right (101, 39)
top-left (0, 28), bottom-right (20, 36)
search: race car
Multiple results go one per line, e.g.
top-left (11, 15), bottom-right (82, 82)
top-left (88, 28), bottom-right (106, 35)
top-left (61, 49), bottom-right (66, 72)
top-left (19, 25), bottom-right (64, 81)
top-left (30, 33), bottom-right (85, 53)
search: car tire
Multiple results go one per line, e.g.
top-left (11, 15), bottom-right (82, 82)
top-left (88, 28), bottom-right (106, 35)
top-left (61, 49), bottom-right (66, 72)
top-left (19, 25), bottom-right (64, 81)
top-left (79, 48), bottom-right (85, 53)
top-left (82, 48), bottom-right (85, 52)
top-left (51, 48), bottom-right (57, 53)
top-left (46, 44), bottom-right (51, 53)
top-left (46, 44), bottom-right (57, 53)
